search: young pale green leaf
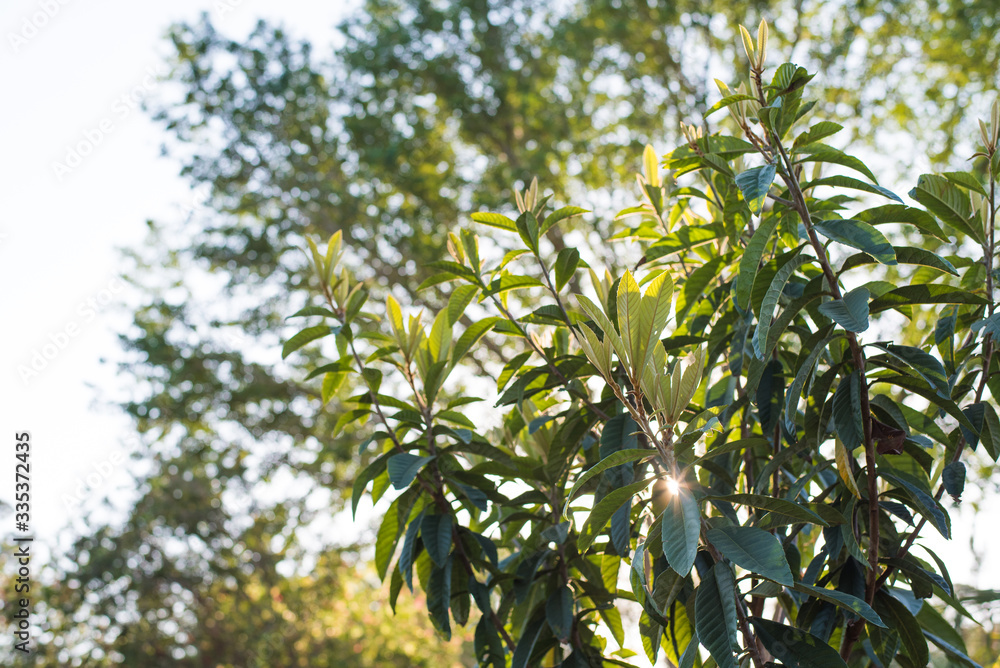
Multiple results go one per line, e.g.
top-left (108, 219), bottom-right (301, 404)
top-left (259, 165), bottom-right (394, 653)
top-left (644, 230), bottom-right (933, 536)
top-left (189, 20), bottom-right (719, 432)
top-left (832, 371), bottom-right (865, 452)
top-left (576, 294), bottom-right (629, 364)
top-left (706, 526), bottom-right (794, 585)
top-left (813, 219), bottom-right (896, 265)
top-left (470, 211), bottom-right (517, 232)
top-left (704, 93), bottom-right (759, 117)
top-left (450, 317), bottom-right (501, 368)
top-left (638, 270), bottom-right (674, 369)
top-left (749, 617), bottom-right (848, 667)
top-left (834, 437), bottom-right (861, 497)
top-left (694, 562), bottom-right (739, 668)
top-left (541, 206), bottom-right (588, 234)
top-left (645, 224), bottom-right (725, 260)
top-left (735, 215), bottom-right (780, 311)
top-left (817, 287), bottom-right (870, 333)
top-left (660, 486), bottom-right (700, 576)
top-left (387, 453), bottom-right (434, 490)
top-left (617, 270), bottom-right (643, 368)
top-left (734, 163), bottom-right (777, 215)
top-left (483, 275), bottom-right (543, 297)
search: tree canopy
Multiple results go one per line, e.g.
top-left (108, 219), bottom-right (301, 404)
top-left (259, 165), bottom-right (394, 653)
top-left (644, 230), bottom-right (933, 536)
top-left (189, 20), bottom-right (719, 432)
top-left (12, 1), bottom-right (1000, 666)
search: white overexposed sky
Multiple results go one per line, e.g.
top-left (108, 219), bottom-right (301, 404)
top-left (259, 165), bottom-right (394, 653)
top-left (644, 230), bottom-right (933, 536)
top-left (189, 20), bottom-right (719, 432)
top-left (0, 1), bottom-right (996, 660)
top-left (0, 0), bottom-right (354, 558)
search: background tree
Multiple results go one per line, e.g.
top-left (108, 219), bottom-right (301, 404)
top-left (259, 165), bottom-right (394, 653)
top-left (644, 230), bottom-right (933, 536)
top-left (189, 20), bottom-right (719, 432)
top-left (11, 1), bottom-right (1000, 665)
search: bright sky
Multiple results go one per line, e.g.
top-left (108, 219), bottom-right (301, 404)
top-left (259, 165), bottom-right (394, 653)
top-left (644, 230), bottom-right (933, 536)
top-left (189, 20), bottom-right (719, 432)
top-left (0, 1), bottom-right (995, 654)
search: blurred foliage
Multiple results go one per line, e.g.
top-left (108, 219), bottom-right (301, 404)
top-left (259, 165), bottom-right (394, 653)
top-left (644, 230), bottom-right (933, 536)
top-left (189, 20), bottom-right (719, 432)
top-left (10, 0), bottom-right (1000, 665)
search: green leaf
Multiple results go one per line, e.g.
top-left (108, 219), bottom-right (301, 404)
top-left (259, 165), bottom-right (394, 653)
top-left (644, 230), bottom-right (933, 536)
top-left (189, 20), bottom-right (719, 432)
top-left (943, 170), bottom-right (988, 196)
top-left (483, 275), bottom-right (543, 297)
top-left (427, 557), bottom-right (453, 639)
top-left (421, 514), bottom-right (452, 567)
top-left (753, 251), bottom-right (809, 358)
top-left (352, 452), bottom-right (392, 518)
top-left (785, 333), bottom-right (838, 431)
top-left (804, 175), bottom-right (903, 202)
top-left (705, 494), bottom-right (826, 525)
top-left (286, 305), bottom-right (338, 319)
top-left (794, 143), bottom-right (877, 181)
top-left (470, 211), bottom-right (517, 231)
top-left (735, 163), bottom-right (777, 215)
top-left (832, 371), bottom-right (865, 452)
top-left (661, 486), bottom-right (701, 576)
top-left (840, 246), bottom-right (958, 275)
top-left (871, 343), bottom-right (949, 397)
top-left (869, 284), bottom-right (987, 313)
top-left (387, 453), bottom-right (434, 490)
top-left (874, 591), bottom-right (929, 667)
top-left (736, 215), bottom-right (780, 311)
top-left (565, 449), bottom-right (654, 512)
top-left (577, 476), bottom-right (655, 552)
top-left (704, 93), bottom-right (758, 117)
top-left (554, 247), bottom-right (581, 291)
top-left (542, 206), bottom-right (588, 234)
top-left (399, 509), bottom-right (426, 590)
top-left (282, 324), bottom-right (336, 358)
top-left (706, 526), bottom-right (794, 585)
top-left (515, 211), bottom-right (540, 253)
top-left (645, 224), bottom-right (725, 260)
top-left (793, 121), bottom-right (844, 147)
top-left (854, 204), bottom-right (948, 240)
top-left (981, 403), bottom-right (1000, 461)
top-left (817, 287), bottom-right (870, 333)
top-left (617, 270), bottom-right (643, 367)
top-left (510, 614), bottom-right (546, 668)
top-left (694, 562), bottom-right (738, 668)
top-left (749, 617), bottom-right (848, 667)
top-left (792, 583), bottom-right (886, 627)
top-left (881, 470), bottom-right (951, 538)
top-left (639, 270), bottom-right (675, 367)
top-left (451, 317), bottom-right (501, 367)
top-left (813, 219), bottom-right (896, 264)
top-left (908, 174), bottom-right (981, 242)
top-left (546, 585), bottom-right (574, 642)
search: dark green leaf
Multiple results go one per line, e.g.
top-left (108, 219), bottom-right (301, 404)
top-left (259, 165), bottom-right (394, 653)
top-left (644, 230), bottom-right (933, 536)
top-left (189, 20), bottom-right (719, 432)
top-left (804, 175), bottom-right (903, 202)
top-left (813, 219), bottom-right (896, 264)
top-left (736, 215), bottom-right (780, 311)
top-left (819, 288), bottom-right (871, 333)
top-left (694, 562), bottom-right (738, 668)
top-left (792, 583), bottom-right (886, 627)
top-left (387, 453), bottom-right (434, 490)
top-left (707, 526), bottom-right (794, 585)
top-left (750, 617), bottom-right (847, 667)
top-left (565, 449), bottom-right (654, 511)
top-left (942, 461), bottom-right (966, 502)
top-left (546, 585), bottom-right (574, 642)
top-left (471, 211), bottom-right (517, 231)
top-left (735, 163), bottom-right (777, 215)
top-left (705, 494), bottom-right (826, 525)
top-left (874, 591), bottom-right (929, 666)
top-left (421, 514), bottom-right (453, 567)
top-left (554, 247), bottom-right (581, 291)
top-left (661, 486), bottom-right (701, 576)
top-left (577, 476), bottom-right (655, 552)
top-left (832, 370), bottom-right (865, 452)
top-left (872, 343), bottom-right (949, 397)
